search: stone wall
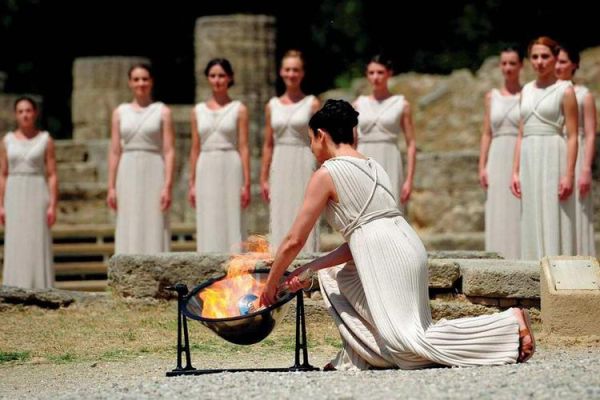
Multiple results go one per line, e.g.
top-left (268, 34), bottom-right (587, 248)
top-left (72, 57), bottom-right (150, 141)
top-left (108, 251), bottom-right (540, 320)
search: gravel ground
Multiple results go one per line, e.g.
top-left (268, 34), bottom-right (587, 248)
top-left (2, 347), bottom-right (599, 399)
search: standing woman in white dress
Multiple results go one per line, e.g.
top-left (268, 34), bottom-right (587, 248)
top-left (260, 50), bottom-right (321, 254)
top-left (188, 58), bottom-right (250, 252)
top-left (354, 55), bottom-right (416, 206)
top-left (555, 45), bottom-right (596, 256)
top-left (107, 64), bottom-right (175, 254)
top-left (479, 47), bottom-right (523, 259)
top-left (261, 99), bottom-right (535, 370)
top-left (0, 97), bottom-right (57, 288)
top-left (511, 37), bottom-right (578, 260)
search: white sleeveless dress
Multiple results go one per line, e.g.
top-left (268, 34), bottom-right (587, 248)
top-left (573, 85), bottom-right (595, 256)
top-left (355, 95), bottom-right (405, 205)
top-left (269, 95), bottom-right (318, 254)
top-left (520, 81), bottom-right (575, 260)
top-left (318, 157), bottom-right (519, 370)
top-left (2, 132), bottom-right (53, 288)
top-left (115, 102), bottom-right (170, 254)
top-left (484, 89), bottom-right (521, 259)
top-left (194, 101), bottom-right (243, 252)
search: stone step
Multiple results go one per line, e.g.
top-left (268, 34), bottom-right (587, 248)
top-left (57, 162), bottom-right (99, 183)
top-left (49, 241), bottom-right (196, 256)
top-left (54, 141), bottom-right (89, 163)
top-left (54, 280), bottom-right (107, 292)
top-left (59, 182), bottom-right (107, 200)
top-left (54, 262), bottom-right (107, 276)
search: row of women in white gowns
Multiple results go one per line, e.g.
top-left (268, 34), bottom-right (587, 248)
top-left (113, 92), bottom-right (484, 257)
top-left (484, 80), bottom-right (594, 260)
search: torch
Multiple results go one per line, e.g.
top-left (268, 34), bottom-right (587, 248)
top-left (238, 268), bottom-right (315, 315)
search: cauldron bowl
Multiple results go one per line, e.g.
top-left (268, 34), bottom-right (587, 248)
top-left (182, 269), bottom-right (294, 345)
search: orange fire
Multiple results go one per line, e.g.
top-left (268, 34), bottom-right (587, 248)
top-left (199, 236), bottom-right (272, 319)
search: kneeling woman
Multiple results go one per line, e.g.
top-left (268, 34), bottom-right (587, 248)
top-left (261, 100), bottom-right (534, 370)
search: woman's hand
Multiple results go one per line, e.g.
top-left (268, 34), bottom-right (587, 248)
top-left (558, 175), bottom-right (574, 201)
top-left (400, 180), bottom-right (412, 204)
top-left (241, 185), bottom-right (251, 208)
top-left (479, 168), bottom-right (488, 190)
top-left (107, 188), bottom-right (118, 210)
top-left (260, 279), bottom-right (279, 307)
top-left (47, 206), bottom-right (56, 227)
top-left (284, 265), bottom-right (313, 292)
top-left (578, 168), bottom-right (592, 198)
top-left (160, 187), bottom-right (172, 211)
top-left (261, 181), bottom-right (270, 203)
top-left (510, 173), bottom-right (521, 199)
top-left (188, 184), bottom-right (196, 208)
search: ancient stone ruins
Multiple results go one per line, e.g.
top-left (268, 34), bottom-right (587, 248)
top-left (1, 14), bottom-right (600, 338)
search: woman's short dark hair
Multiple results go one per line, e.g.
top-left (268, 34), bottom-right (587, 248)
top-left (558, 43), bottom-right (581, 73)
top-left (368, 54), bottom-right (394, 72)
top-left (309, 99), bottom-right (359, 145)
top-left (14, 96), bottom-right (38, 111)
top-left (128, 63), bottom-right (154, 79)
top-left (500, 45), bottom-right (524, 63)
top-left (204, 58), bottom-right (235, 88)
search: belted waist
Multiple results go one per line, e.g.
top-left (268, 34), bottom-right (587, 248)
top-left (8, 171), bottom-right (43, 176)
top-left (201, 143), bottom-right (236, 152)
top-left (523, 126), bottom-right (562, 137)
top-left (341, 208), bottom-right (403, 238)
top-left (492, 130), bottom-right (518, 138)
top-left (123, 147), bottom-right (161, 154)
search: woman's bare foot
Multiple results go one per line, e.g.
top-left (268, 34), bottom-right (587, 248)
top-left (512, 308), bottom-right (535, 362)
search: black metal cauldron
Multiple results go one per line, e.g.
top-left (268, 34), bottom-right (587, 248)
top-left (166, 269), bottom-right (318, 376)
top-left (182, 268), bottom-right (294, 345)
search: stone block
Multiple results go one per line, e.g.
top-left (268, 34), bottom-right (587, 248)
top-left (541, 256), bottom-right (600, 337)
top-left (428, 259), bottom-right (460, 288)
top-left (460, 259), bottom-right (539, 298)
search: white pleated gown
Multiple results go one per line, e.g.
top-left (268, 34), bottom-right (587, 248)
top-left (194, 101), bottom-right (243, 252)
top-left (115, 102), bottom-right (170, 254)
top-left (355, 95), bottom-right (405, 206)
top-left (319, 157), bottom-right (519, 370)
top-left (573, 85), bottom-right (595, 256)
top-left (2, 132), bottom-right (53, 288)
top-left (484, 89), bottom-right (521, 259)
top-left (269, 95), bottom-right (318, 254)
top-left (519, 81), bottom-right (575, 260)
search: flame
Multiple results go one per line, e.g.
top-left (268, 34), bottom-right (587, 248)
top-left (199, 236), bottom-right (271, 318)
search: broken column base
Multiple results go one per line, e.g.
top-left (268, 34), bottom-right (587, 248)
top-left (541, 256), bottom-right (600, 337)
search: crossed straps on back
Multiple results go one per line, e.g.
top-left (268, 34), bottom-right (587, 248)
top-left (328, 158), bottom-right (402, 238)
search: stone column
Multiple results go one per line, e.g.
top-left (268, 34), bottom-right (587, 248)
top-left (194, 15), bottom-right (277, 235)
top-left (72, 57), bottom-right (150, 141)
